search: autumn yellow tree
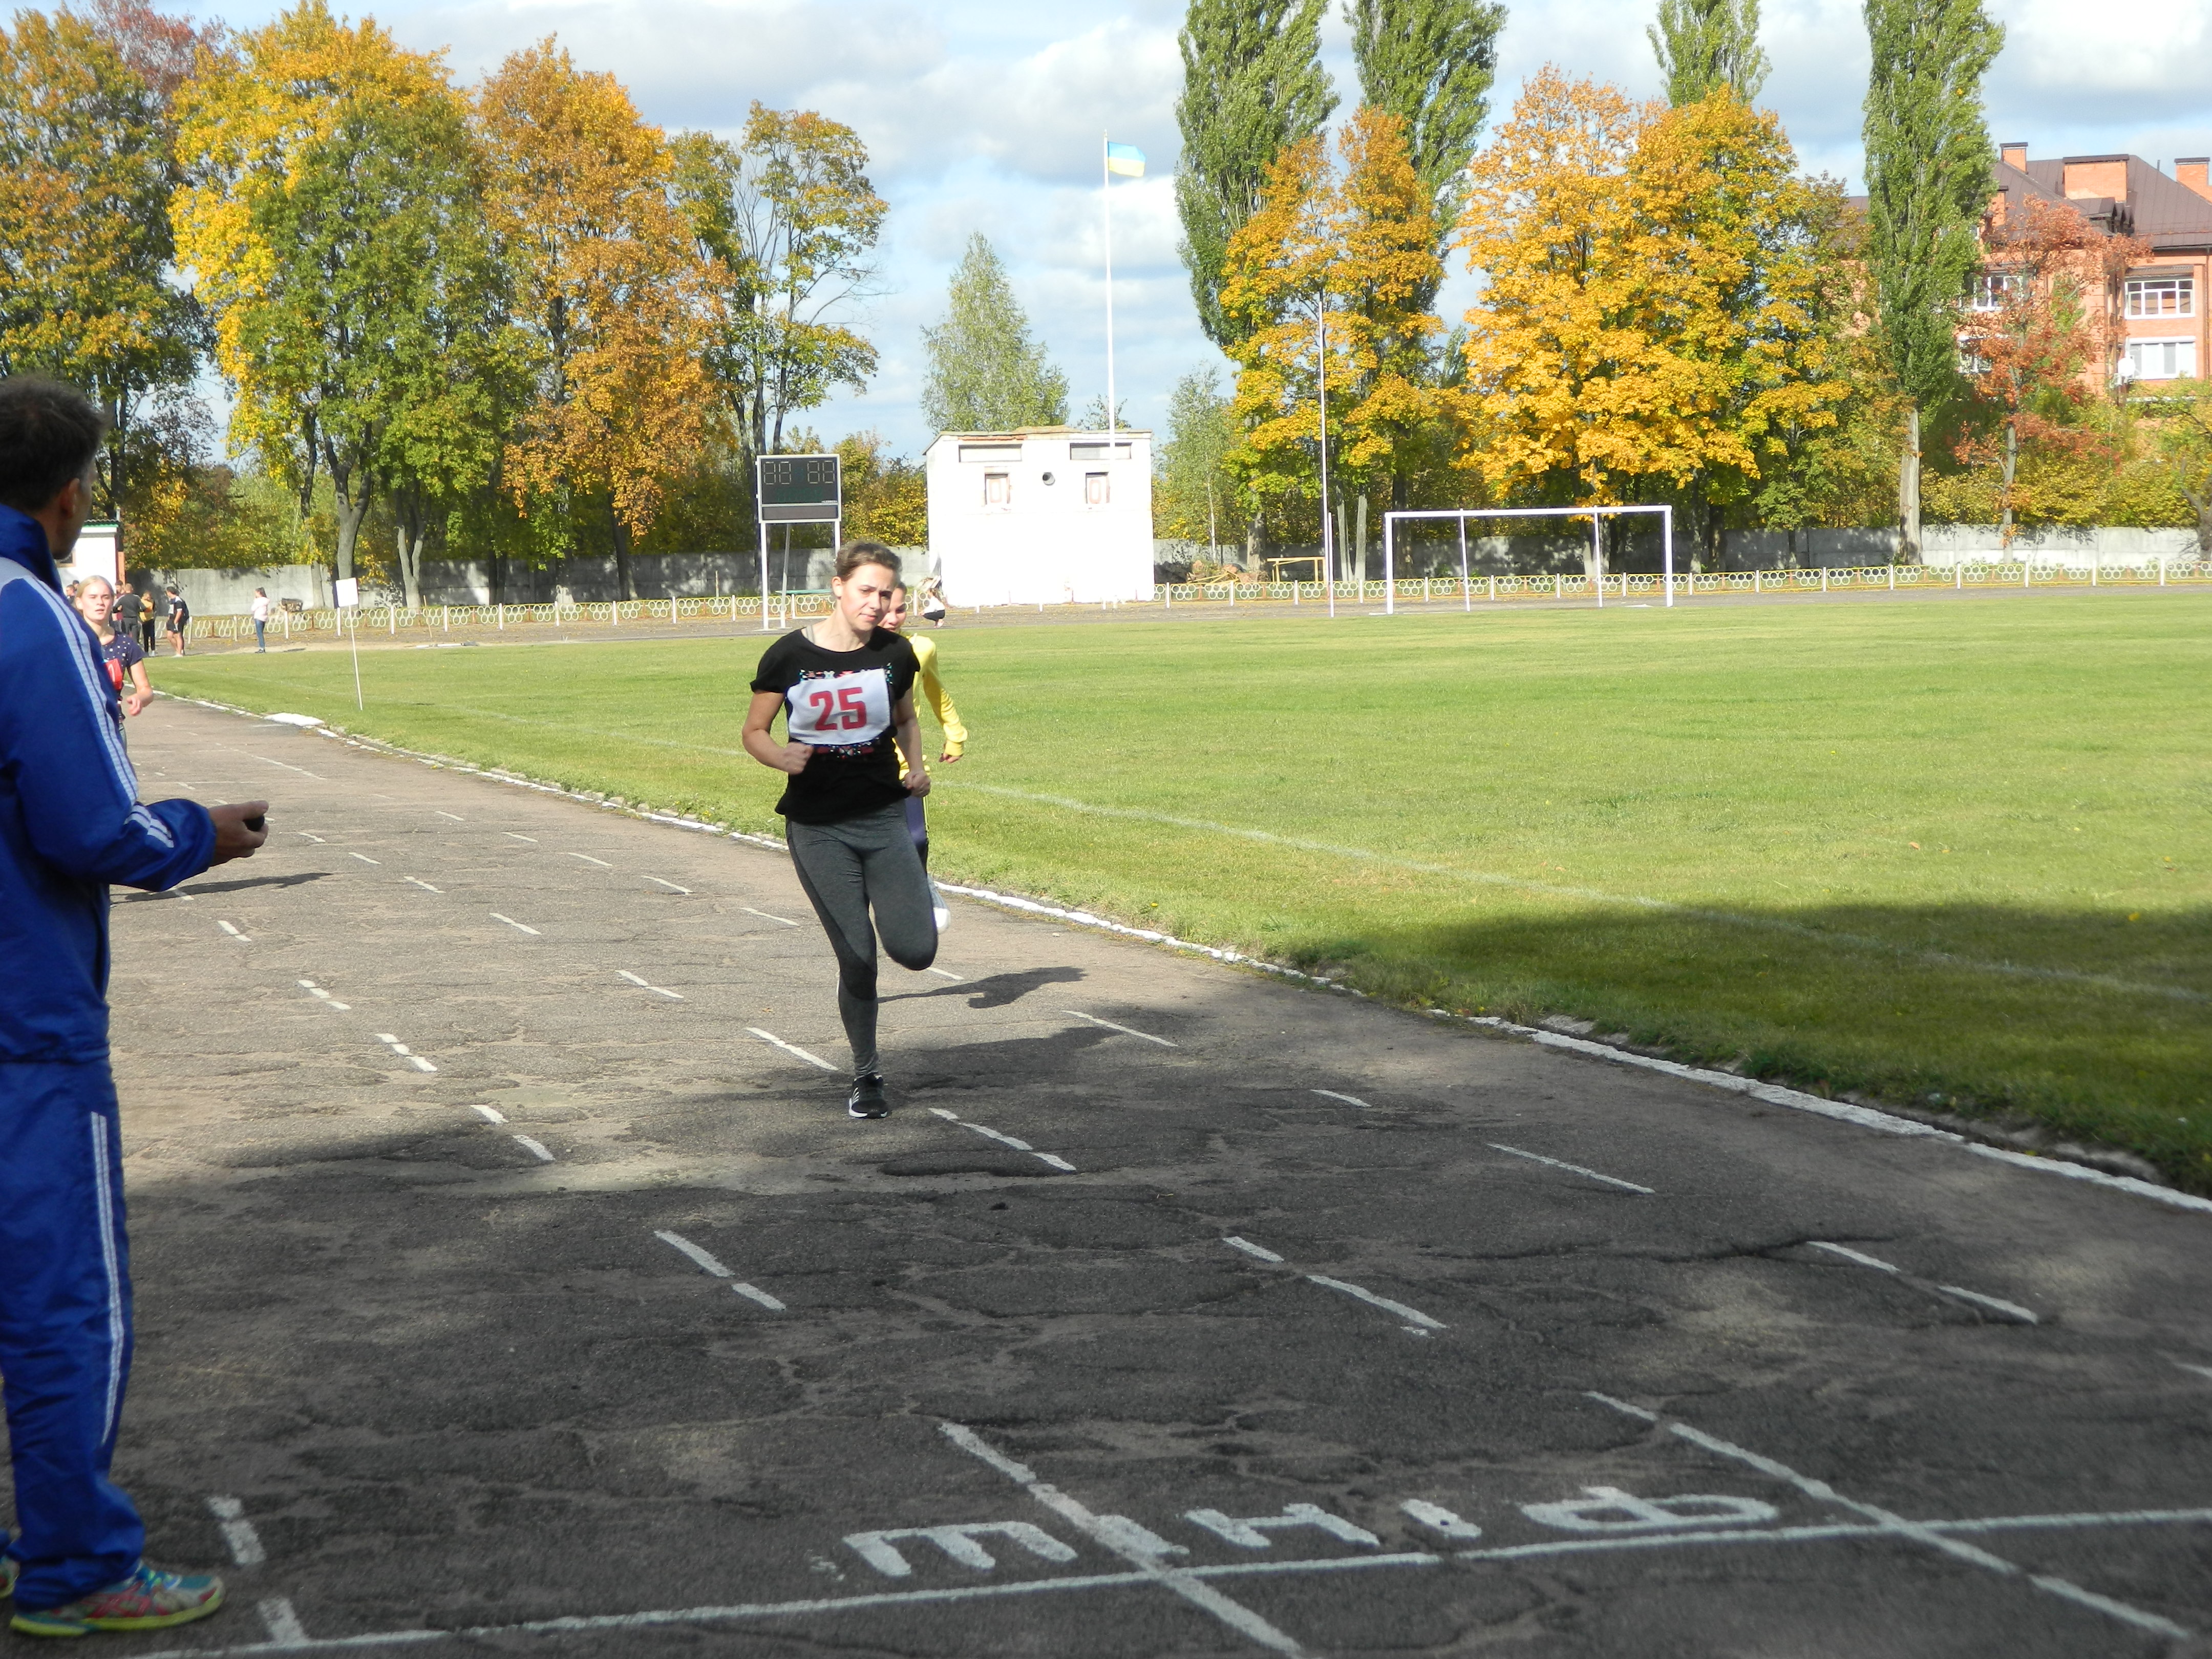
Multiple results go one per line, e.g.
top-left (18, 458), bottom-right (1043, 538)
top-left (476, 39), bottom-right (707, 596)
top-left (1459, 71), bottom-right (1849, 563)
top-left (0, 8), bottom-right (203, 527)
top-left (173, 2), bottom-right (504, 589)
top-left (1220, 109), bottom-right (1460, 553)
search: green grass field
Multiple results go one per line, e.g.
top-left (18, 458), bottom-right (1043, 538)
top-left (156, 593), bottom-right (2212, 1192)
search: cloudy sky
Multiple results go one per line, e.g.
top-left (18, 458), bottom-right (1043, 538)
top-left (183, 0), bottom-right (2210, 458)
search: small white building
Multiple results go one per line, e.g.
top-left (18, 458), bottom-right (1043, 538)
top-left (924, 427), bottom-right (1155, 606)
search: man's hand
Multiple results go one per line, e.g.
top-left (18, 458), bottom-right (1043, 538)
top-left (905, 767), bottom-right (931, 798)
top-left (773, 742), bottom-right (814, 777)
top-left (208, 800), bottom-right (269, 865)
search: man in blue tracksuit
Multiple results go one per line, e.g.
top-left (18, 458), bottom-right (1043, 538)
top-left (0, 378), bottom-right (267, 1637)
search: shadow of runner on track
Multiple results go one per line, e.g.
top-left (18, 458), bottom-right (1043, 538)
top-left (886, 965), bottom-right (1087, 1010)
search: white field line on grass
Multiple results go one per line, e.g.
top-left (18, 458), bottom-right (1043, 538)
top-left (948, 782), bottom-right (2206, 1007)
top-left (179, 691), bottom-right (2201, 1006)
top-left (163, 694), bottom-right (2212, 1218)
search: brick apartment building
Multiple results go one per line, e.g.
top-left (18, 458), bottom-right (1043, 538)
top-left (1983, 141), bottom-right (2211, 384)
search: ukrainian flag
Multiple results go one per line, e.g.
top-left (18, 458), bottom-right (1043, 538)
top-left (1105, 141), bottom-right (1145, 178)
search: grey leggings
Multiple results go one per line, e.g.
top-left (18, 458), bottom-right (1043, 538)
top-left (787, 802), bottom-right (938, 1080)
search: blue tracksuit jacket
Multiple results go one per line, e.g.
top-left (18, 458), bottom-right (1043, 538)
top-left (0, 502), bottom-right (215, 1606)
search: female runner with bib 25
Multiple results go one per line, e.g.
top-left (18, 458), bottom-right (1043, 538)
top-left (743, 542), bottom-right (937, 1118)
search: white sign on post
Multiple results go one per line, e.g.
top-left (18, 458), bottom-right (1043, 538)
top-left (334, 578), bottom-right (360, 608)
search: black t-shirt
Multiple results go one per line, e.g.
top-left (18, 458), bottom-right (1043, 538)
top-left (113, 591), bottom-right (142, 622)
top-left (751, 627), bottom-right (918, 823)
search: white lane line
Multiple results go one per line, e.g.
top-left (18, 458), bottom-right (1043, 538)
top-left (1223, 1236), bottom-right (1285, 1263)
top-left (1934, 1284), bottom-right (2040, 1325)
top-left (652, 1230), bottom-right (787, 1310)
top-left (436, 811), bottom-right (465, 822)
top-left (217, 920), bottom-right (252, 942)
top-left (1454, 1507), bottom-right (2212, 1565)
top-left (1312, 1089), bottom-right (1370, 1109)
top-left (940, 1421), bottom-right (1316, 1657)
top-left (569, 852), bottom-right (614, 867)
top-left (259, 1599), bottom-right (309, 1644)
top-left (206, 1496), bottom-right (266, 1566)
top-left (373, 1033), bottom-right (437, 1072)
top-left (295, 831), bottom-right (325, 843)
top-left (470, 1104), bottom-right (507, 1123)
top-left (647, 877), bottom-right (691, 894)
top-left (1305, 1274), bottom-right (1447, 1332)
top-left (512, 1135), bottom-right (555, 1163)
top-left (403, 876), bottom-right (443, 893)
top-left (1590, 1394), bottom-right (2192, 1641)
top-left (927, 967), bottom-right (964, 981)
top-left (504, 832), bottom-right (536, 843)
top-left (1065, 1009), bottom-right (1177, 1047)
top-left (490, 913), bottom-right (541, 935)
top-left (1810, 1240), bottom-right (1899, 1271)
top-left (1809, 1241), bottom-right (2037, 1323)
top-left (297, 979), bottom-right (350, 1012)
top-left (655, 1229), bottom-right (731, 1275)
top-left (348, 852), bottom-right (380, 865)
top-left (2175, 1362), bottom-right (2212, 1382)
top-left (247, 753), bottom-right (323, 778)
top-left (748, 1028), bottom-right (839, 1071)
top-left (618, 970), bottom-right (685, 1001)
top-left (1489, 1142), bottom-right (1655, 1195)
top-left (928, 1108), bottom-right (1078, 1173)
top-left (745, 906), bottom-right (799, 926)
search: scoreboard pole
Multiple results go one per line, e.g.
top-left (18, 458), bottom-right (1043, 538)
top-left (757, 516), bottom-right (771, 631)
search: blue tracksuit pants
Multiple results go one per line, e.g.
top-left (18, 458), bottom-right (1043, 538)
top-left (0, 1062), bottom-right (144, 1606)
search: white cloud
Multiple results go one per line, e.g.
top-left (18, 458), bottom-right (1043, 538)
top-left (178, 0), bottom-right (2210, 455)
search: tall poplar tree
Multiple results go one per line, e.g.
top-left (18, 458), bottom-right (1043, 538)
top-left (1174, 0), bottom-right (1336, 350)
top-left (1346, 0), bottom-right (1506, 261)
top-left (919, 235), bottom-right (1067, 432)
top-left (1861, 0), bottom-right (2002, 557)
top-left (1649, 0), bottom-right (1769, 107)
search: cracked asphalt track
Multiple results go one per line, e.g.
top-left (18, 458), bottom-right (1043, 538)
top-left (36, 696), bottom-right (2212, 1657)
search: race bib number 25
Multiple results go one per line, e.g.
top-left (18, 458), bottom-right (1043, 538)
top-left (786, 669), bottom-right (891, 746)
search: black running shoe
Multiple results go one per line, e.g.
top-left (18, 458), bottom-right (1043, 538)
top-left (847, 1074), bottom-right (889, 1118)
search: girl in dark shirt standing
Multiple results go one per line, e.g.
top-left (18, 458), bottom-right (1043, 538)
top-left (743, 542), bottom-right (936, 1118)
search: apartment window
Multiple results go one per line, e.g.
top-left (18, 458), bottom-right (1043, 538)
top-left (1969, 272), bottom-right (2018, 312)
top-left (2120, 337), bottom-right (2197, 381)
top-left (1083, 472), bottom-right (1110, 507)
top-left (1958, 342), bottom-right (1991, 375)
top-left (2124, 276), bottom-right (2194, 318)
top-left (984, 472), bottom-right (1011, 507)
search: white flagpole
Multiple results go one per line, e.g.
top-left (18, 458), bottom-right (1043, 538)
top-left (1102, 132), bottom-right (1116, 433)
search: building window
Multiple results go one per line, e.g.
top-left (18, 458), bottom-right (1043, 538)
top-left (1083, 472), bottom-right (1110, 507)
top-left (1969, 272), bottom-right (2018, 312)
top-left (984, 472), bottom-right (1011, 507)
top-left (1069, 441), bottom-right (1134, 461)
top-left (1959, 342), bottom-right (1991, 375)
top-left (2124, 277), bottom-right (2194, 318)
top-left (2121, 337), bottom-right (2197, 381)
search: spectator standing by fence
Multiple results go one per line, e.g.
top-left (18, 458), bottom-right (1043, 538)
top-left (0, 375), bottom-right (268, 1637)
top-left (71, 577), bottom-right (150, 717)
top-left (161, 585), bottom-right (187, 656)
top-left (249, 588), bottom-right (270, 653)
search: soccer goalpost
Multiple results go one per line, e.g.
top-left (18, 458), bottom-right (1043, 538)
top-left (1380, 504), bottom-right (1676, 612)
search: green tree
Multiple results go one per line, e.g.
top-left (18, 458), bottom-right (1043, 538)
top-left (1154, 368), bottom-right (1246, 548)
top-left (919, 234), bottom-right (1067, 432)
top-left (1861, 0), bottom-right (2003, 558)
top-left (2144, 380), bottom-right (2212, 554)
top-left (1346, 0), bottom-right (1505, 271)
top-left (835, 430), bottom-right (927, 546)
top-left (1174, 0), bottom-right (1336, 350)
top-left (673, 104), bottom-right (883, 475)
top-left (1649, 0), bottom-right (1770, 107)
top-left (0, 7), bottom-right (205, 533)
top-left (174, 4), bottom-right (504, 592)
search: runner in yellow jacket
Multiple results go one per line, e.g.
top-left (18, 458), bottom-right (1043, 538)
top-left (885, 583), bottom-right (964, 927)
